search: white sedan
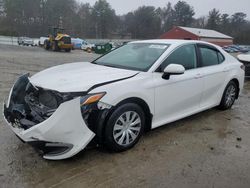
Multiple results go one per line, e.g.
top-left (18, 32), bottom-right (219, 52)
top-left (238, 52), bottom-right (250, 77)
top-left (3, 40), bottom-right (245, 160)
top-left (81, 41), bottom-right (95, 51)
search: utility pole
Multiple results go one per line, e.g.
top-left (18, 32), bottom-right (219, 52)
top-left (59, 16), bottom-right (63, 29)
top-left (95, 23), bottom-right (98, 39)
top-left (88, 7), bottom-right (101, 39)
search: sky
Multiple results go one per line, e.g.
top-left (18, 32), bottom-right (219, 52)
top-left (78, 0), bottom-right (250, 19)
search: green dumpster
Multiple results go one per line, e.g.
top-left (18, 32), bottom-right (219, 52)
top-left (94, 43), bottom-right (112, 54)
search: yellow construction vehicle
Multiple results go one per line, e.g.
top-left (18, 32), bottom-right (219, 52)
top-left (44, 27), bottom-right (73, 52)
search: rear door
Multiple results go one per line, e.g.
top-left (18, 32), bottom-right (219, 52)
top-left (197, 44), bottom-right (228, 108)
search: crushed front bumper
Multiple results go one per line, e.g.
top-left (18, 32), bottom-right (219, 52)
top-left (3, 76), bottom-right (95, 160)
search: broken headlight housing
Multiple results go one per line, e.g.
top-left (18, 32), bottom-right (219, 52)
top-left (80, 92), bottom-right (106, 107)
top-left (79, 92), bottom-right (106, 123)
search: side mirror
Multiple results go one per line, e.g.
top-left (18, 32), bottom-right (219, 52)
top-left (162, 64), bottom-right (185, 80)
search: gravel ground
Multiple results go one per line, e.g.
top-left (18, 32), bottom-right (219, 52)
top-left (0, 44), bottom-right (250, 188)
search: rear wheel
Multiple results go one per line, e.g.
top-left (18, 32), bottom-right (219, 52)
top-left (52, 42), bottom-right (59, 51)
top-left (104, 103), bottom-right (145, 152)
top-left (44, 40), bottom-right (50, 50)
top-left (218, 81), bottom-right (238, 110)
top-left (65, 48), bottom-right (71, 52)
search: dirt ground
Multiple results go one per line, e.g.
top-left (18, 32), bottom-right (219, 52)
top-left (0, 44), bottom-right (250, 188)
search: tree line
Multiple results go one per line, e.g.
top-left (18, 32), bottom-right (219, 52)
top-left (0, 0), bottom-right (250, 44)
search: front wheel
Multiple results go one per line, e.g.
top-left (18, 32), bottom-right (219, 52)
top-left (218, 81), bottom-right (238, 110)
top-left (104, 103), bottom-right (145, 152)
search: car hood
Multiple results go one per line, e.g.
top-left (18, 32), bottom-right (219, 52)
top-left (30, 62), bottom-right (138, 92)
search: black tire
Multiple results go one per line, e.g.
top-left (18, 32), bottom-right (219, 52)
top-left (44, 40), bottom-right (50, 50)
top-left (104, 103), bottom-right (145, 152)
top-left (218, 81), bottom-right (238, 110)
top-left (65, 48), bottom-right (71, 52)
top-left (52, 42), bottom-right (59, 51)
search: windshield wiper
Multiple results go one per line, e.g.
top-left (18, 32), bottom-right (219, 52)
top-left (94, 62), bottom-right (141, 71)
top-left (95, 63), bottom-right (120, 69)
top-left (103, 64), bottom-right (120, 68)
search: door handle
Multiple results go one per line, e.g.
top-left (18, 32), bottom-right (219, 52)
top-left (194, 74), bottom-right (203, 79)
top-left (223, 68), bottom-right (230, 72)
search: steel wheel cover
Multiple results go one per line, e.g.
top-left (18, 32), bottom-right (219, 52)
top-left (225, 85), bottom-right (236, 107)
top-left (113, 111), bottom-right (142, 146)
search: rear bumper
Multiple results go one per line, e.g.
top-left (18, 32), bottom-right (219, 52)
top-left (4, 96), bottom-right (95, 160)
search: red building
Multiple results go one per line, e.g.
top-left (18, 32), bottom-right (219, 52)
top-left (160, 26), bottom-right (233, 46)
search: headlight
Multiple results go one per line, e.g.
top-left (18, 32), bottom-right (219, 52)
top-left (80, 92), bottom-right (106, 106)
top-left (79, 92), bottom-right (106, 125)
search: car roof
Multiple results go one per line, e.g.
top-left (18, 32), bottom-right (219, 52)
top-left (130, 39), bottom-right (217, 46)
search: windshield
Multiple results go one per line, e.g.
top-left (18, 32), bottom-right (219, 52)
top-left (93, 43), bottom-right (169, 71)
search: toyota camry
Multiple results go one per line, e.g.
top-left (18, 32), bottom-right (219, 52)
top-left (3, 40), bottom-right (245, 160)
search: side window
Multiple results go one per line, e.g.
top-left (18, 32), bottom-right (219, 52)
top-left (199, 47), bottom-right (219, 67)
top-left (218, 52), bottom-right (225, 63)
top-left (160, 44), bottom-right (197, 71)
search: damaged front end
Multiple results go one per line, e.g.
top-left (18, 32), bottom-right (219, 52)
top-left (3, 74), bottom-right (111, 160)
top-left (4, 74), bottom-right (67, 130)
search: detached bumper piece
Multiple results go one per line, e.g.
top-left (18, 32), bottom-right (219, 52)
top-left (29, 141), bottom-right (73, 157)
top-left (3, 74), bottom-right (95, 160)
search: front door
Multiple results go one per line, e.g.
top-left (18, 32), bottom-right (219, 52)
top-left (153, 44), bottom-right (204, 128)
